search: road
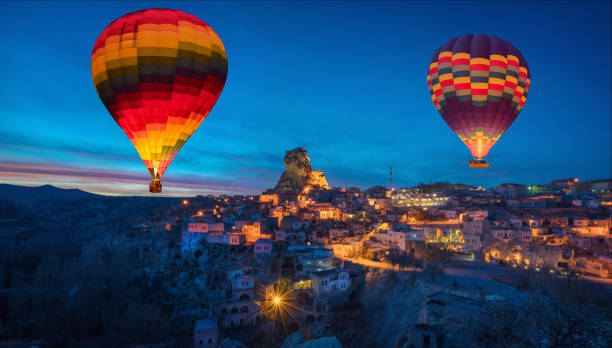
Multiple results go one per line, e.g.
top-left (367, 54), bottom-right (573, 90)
top-left (338, 255), bottom-right (612, 287)
top-left (338, 255), bottom-right (418, 271)
top-left (339, 224), bottom-right (612, 287)
top-left (570, 274), bottom-right (612, 286)
top-left (444, 259), bottom-right (612, 287)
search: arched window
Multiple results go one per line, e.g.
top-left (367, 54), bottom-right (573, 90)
top-left (239, 293), bottom-right (250, 301)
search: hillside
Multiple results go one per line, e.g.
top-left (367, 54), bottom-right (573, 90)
top-left (0, 183), bottom-right (99, 204)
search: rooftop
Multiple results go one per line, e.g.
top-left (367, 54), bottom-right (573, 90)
top-left (195, 317), bottom-right (217, 331)
top-left (312, 269), bottom-right (339, 277)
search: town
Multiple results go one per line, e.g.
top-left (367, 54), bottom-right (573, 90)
top-left (150, 148), bottom-right (612, 346)
top-left (1, 148), bottom-right (611, 347)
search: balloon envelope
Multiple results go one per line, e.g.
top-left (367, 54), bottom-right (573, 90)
top-left (91, 8), bottom-right (228, 189)
top-left (427, 34), bottom-right (530, 162)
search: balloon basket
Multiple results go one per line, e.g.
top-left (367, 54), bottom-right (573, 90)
top-left (469, 160), bottom-right (489, 168)
top-left (149, 180), bottom-right (162, 193)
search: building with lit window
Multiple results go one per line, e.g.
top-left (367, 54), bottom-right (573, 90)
top-left (392, 188), bottom-right (449, 208)
top-left (495, 183), bottom-right (525, 199)
top-left (550, 178), bottom-right (578, 193)
top-left (234, 220), bottom-right (261, 243)
top-left (254, 238), bottom-right (273, 256)
top-left (310, 203), bottom-right (341, 220)
top-left (311, 269), bottom-right (351, 297)
top-left (204, 266), bottom-right (260, 329)
top-left (287, 245), bottom-right (334, 273)
top-left (182, 221), bottom-right (225, 253)
top-left (388, 226), bottom-right (425, 250)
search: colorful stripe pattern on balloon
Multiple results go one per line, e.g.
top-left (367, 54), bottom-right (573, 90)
top-left (427, 34), bottom-right (530, 160)
top-left (91, 8), bottom-right (228, 179)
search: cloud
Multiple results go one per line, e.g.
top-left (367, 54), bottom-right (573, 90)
top-left (0, 161), bottom-right (263, 196)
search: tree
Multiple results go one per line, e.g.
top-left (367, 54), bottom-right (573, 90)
top-left (412, 258), bottom-right (423, 269)
top-left (398, 252), bottom-right (414, 269)
top-left (387, 248), bottom-right (402, 271)
top-left (423, 262), bottom-right (444, 283)
top-left (423, 243), bottom-right (451, 262)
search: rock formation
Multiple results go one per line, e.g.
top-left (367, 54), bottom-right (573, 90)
top-left (270, 147), bottom-right (330, 194)
top-left (218, 338), bottom-right (248, 348)
top-left (280, 333), bottom-right (342, 348)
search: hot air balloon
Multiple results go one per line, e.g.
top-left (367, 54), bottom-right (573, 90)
top-left (426, 34), bottom-right (530, 168)
top-left (91, 8), bottom-right (228, 192)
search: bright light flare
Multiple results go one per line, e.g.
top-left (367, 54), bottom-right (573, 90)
top-left (257, 283), bottom-right (290, 316)
top-left (254, 278), bottom-right (314, 336)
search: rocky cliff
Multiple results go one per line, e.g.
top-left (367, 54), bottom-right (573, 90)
top-left (270, 147), bottom-right (330, 194)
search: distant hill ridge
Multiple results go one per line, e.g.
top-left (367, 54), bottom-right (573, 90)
top-left (0, 183), bottom-right (99, 203)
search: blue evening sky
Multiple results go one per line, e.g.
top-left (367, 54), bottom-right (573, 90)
top-left (0, 1), bottom-right (610, 196)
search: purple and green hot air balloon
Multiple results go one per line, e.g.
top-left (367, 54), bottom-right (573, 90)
top-left (427, 34), bottom-right (531, 168)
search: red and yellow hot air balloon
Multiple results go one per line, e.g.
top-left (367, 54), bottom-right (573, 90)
top-left (427, 34), bottom-right (530, 168)
top-left (91, 8), bottom-right (228, 192)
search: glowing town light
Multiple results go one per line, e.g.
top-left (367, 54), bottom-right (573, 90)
top-left (197, 211), bottom-right (203, 216)
top-left (255, 280), bottom-right (303, 327)
top-left (182, 200), bottom-right (188, 206)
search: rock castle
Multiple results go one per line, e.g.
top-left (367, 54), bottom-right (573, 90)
top-left (267, 147), bottom-right (330, 194)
